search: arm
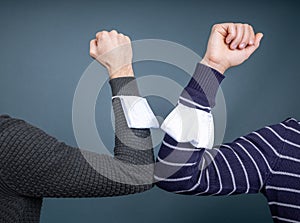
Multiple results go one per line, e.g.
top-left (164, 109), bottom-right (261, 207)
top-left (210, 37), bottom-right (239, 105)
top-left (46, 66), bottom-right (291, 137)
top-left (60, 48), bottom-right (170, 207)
top-left (0, 30), bottom-right (154, 198)
top-left (154, 64), bottom-right (300, 221)
top-left (154, 62), bottom-right (289, 195)
top-left (155, 23), bottom-right (271, 195)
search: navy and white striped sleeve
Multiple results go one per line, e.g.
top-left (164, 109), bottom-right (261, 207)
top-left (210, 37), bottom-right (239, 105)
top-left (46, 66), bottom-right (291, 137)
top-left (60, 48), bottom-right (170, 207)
top-left (155, 122), bottom-right (286, 195)
top-left (154, 63), bottom-right (300, 221)
top-left (154, 63), bottom-right (295, 196)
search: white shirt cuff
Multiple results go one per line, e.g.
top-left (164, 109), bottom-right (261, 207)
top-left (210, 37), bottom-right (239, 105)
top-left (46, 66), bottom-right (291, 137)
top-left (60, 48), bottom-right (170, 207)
top-left (161, 103), bottom-right (214, 149)
top-left (112, 95), bottom-right (159, 129)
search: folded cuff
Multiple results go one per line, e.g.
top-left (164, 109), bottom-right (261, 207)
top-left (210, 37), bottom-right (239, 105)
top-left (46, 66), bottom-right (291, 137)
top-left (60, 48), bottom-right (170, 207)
top-left (112, 95), bottom-right (159, 129)
top-left (161, 103), bottom-right (214, 149)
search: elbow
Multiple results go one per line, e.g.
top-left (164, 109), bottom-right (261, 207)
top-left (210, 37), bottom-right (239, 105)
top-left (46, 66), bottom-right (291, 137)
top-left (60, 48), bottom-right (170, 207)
top-left (155, 179), bottom-right (179, 193)
top-left (154, 163), bottom-right (176, 192)
top-left (137, 182), bottom-right (155, 193)
top-left (154, 176), bottom-right (200, 194)
top-left (154, 162), bottom-right (198, 193)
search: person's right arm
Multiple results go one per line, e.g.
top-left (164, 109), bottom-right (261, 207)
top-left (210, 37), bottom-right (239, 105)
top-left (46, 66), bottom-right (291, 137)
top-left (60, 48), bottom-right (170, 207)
top-left (154, 23), bottom-right (278, 195)
top-left (154, 66), bottom-right (295, 195)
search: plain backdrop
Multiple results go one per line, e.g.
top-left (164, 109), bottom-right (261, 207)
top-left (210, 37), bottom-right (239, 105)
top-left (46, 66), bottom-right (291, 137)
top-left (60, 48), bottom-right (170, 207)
top-left (0, 0), bottom-right (299, 222)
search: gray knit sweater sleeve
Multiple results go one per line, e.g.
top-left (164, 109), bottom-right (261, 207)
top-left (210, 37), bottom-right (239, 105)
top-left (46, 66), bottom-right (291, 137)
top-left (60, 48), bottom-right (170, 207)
top-left (0, 77), bottom-right (154, 200)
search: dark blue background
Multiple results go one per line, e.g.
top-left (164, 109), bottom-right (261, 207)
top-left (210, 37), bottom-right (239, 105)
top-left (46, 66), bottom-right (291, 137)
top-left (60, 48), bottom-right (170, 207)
top-left (0, 0), bottom-right (299, 222)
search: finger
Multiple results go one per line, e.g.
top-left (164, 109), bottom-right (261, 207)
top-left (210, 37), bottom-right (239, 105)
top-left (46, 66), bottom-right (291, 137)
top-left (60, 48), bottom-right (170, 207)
top-left (117, 33), bottom-right (125, 41)
top-left (254, 32), bottom-right (264, 48)
top-left (225, 23), bottom-right (236, 44)
top-left (118, 33), bottom-right (128, 44)
top-left (108, 30), bottom-right (119, 45)
top-left (119, 35), bottom-right (131, 46)
top-left (239, 24), bottom-right (250, 49)
top-left (89, 39), bottom-right (98, 58)
top-left (245, 32), bottom-right (264, 56)
top-left (248, 25), bottom-right (255, 46)
top-left (230, 24), bottom-right (244, 49)
top-left (96, 31), bottom-right (109, 46)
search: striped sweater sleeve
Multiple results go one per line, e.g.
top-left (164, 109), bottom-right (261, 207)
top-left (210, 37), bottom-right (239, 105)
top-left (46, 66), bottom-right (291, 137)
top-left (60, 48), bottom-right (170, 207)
top-left (154, 63), bottom-right (300, 222)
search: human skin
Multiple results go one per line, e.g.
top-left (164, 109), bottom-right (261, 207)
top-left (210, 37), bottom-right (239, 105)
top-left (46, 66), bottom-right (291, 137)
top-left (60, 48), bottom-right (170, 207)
top-left (89, 30), bottom-right (134, 79)
top-left (201, 23), bottom-right (264, 74)
top-left (88, 24), bottom-right (263, 77)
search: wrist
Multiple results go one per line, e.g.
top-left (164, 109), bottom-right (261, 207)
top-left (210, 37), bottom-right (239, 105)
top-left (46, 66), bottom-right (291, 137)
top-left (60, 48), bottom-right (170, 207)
top-left (109, 64), bottom-right (134, 80)
top-left (200, 57), bottom-right (227, 75)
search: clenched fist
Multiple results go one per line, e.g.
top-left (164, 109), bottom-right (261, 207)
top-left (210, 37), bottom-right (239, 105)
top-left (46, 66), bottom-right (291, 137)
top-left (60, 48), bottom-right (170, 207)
top-left (90, 30), bottom-right (134, 79)
top-left (201, 23), bottom-right (264, 74)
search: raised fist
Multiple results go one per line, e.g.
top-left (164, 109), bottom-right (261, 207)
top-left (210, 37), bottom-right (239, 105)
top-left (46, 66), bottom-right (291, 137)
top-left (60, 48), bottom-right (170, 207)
top-left (202, 23), bottom-right (264, 74)
top-left (90, 30), bottom-right (134, 79)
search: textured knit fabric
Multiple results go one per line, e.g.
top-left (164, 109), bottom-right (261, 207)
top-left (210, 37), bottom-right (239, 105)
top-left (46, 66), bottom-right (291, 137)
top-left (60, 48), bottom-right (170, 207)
top-left (155, 63), bottom-right (300, 223)
top-left (0, 77), bottom-right (154, 223)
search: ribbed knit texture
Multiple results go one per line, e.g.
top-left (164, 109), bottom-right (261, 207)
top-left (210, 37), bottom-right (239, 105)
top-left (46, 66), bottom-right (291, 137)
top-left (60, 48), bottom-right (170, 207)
top-left (180, 63), bottom-right (225, 109)
top-left (109, 76), bottom-right (140, 96)
top-left (155, 63), bottom-right (300, 223)
top-left (0, 77), bottom-right (154, 223)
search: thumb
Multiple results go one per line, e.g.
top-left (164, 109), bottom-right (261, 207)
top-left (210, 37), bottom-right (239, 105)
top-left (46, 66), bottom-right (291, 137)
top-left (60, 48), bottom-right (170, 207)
top-left (245, 32), bottom-right (264, 56)
top-left (254, 33), bottom-right (264, 48)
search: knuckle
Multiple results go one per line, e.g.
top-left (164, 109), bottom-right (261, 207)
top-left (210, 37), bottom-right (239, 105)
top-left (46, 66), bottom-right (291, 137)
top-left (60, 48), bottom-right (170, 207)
top-left (101, 31), bottom-right (108, 38)
top-left (245, 24), bottom-right (251, 31)
top-left (212, 24), bottom-right (220, 31)
top-left (249, 25), bottom-right (255, 33)
top-left (125, 37), bottom-right (131, 44)
top-left (97, 31), bottom-right (108, 39)
top-left (96, 32), bottom-right (101, 38)
top-left (125, 35), bottom-right (130, 41)
top-left (110, 30), bottom-right (118, 35)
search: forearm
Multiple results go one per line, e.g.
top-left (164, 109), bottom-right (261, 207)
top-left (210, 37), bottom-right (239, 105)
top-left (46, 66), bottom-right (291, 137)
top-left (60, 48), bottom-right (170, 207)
top-left (156, 21), bottom-right (265, 194)
top-left (155, 63), bottom-right (224, 193)
top-left (110, 77), bottom-right (154, 183)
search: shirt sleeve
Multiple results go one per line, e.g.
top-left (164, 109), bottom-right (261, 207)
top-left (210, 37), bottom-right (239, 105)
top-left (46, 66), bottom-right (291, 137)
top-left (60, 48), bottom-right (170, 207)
top-left (0, 77), bottom-right (154, 198)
